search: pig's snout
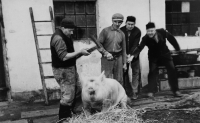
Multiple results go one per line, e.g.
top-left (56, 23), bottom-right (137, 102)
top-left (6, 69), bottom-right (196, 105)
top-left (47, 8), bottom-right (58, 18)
top-left (88, 87), bottom-right (95, 95)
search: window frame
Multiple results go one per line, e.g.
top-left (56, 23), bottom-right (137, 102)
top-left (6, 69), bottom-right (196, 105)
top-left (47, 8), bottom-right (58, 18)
top-left (53, 0), bottom-right (97, 40)
top-left (165, 0), bottom-right (200, 36)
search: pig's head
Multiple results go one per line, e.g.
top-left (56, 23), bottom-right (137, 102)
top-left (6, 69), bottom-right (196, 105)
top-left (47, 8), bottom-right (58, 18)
top-left (81, 71), bottom-right (106, 102)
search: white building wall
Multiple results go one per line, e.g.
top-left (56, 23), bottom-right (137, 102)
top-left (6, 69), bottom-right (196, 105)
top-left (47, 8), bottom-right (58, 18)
top-left (2, 0), bottom-right (199, 96)
top-left (2, 0), bottom-right (54, 92)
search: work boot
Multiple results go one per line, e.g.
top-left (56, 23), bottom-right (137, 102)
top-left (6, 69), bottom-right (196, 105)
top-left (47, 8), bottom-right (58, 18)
top-left (58, 104), bottom-right (72, 123)
top-left (131, 93), bottom-right (138, 100)
top-left (173, 91), bottom-right (183, 97)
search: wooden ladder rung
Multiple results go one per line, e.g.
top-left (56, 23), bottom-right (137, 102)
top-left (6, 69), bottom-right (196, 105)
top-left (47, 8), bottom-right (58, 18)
top-left (34, 20), bottom-right (52, 22)
top-left (44, 76), bottom-right (54, 79)
top-left (39, 48), bottom-right (50, 50)
top-left (40, 62), bottom-right (52, 64)
top-left (37, 34), bottom-right (52, 36)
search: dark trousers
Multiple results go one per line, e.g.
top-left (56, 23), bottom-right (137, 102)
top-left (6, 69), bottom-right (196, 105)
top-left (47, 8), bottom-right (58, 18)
top-left (148, 59), bottom-right (179, 93)
top-left (124, 60), bottom-right (140, 96)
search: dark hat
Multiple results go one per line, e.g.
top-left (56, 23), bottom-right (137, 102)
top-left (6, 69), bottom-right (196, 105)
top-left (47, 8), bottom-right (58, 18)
top-left (112, 13), bottom-right (124, 21)
top-left (126, 16), bottom-right (136, 22)
top-left (146, 22), bottom-right (155, 29)
top-left (60, 18), bottom-right (76, 28)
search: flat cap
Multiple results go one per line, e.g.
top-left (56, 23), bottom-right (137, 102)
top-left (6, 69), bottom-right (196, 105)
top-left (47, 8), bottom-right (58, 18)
top-left (112, 13), bottom-right (124, 21)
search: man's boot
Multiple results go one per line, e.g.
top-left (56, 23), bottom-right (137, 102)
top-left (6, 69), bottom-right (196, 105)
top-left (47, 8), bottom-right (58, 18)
top-left (58, 104), bottom-right (72, 122)
top-left (131, 92), bottom-right (138, 100)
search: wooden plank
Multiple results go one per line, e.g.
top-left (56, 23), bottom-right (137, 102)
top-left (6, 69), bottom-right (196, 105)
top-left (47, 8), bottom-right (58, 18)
top-left (33, 115), bottom-right (58, 123)
top-left (166, 0), bottom-right (197, 1)
top-left (0, 101), bottom-right (8, 107)
top-left (171, 48), bottom-right (200, 54)
top-left (160, 77), bottom-right (200, 91)
top-left (21, 108), bottom-right (59, 118)
top-left (158, 63), bottom-right (200, 69)
top-left (0, 119), bottom-right (28, 123)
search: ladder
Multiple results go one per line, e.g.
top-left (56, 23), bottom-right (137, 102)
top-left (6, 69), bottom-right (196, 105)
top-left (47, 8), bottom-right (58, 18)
top-left (29, 6), bottom-right (55, 105)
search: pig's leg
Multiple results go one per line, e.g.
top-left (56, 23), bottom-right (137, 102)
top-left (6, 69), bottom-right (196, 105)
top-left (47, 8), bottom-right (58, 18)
top-left (102, 99), bottom-right (112, 112)
top-left (82, 101), bottom-right (92, 117)
top-left (120, 101), bottom-right (127, 109)
top-left (120, 95), bottom-right (127, 109)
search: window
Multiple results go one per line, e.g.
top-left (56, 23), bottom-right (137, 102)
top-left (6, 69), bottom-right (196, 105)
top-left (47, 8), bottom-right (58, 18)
top-left (166, 0), bottom-right (200, 36)
top-left (53, 1), bottom-right (97, 39)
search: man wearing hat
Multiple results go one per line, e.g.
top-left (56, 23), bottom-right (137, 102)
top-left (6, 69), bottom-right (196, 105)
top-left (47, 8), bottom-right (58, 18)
top-left (50, 18), bottom-right (90, 122)
top-left (97, 13), bottom-right (127, 86)
top-left (120, 16), bottom-right (141, 99)
top-left (131, 22), bottom-right (182, 98)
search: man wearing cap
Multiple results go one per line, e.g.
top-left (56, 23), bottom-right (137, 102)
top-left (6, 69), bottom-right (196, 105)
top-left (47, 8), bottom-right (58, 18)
top-left (120, 16), bottom-right (141, 99)
top-left (132, 22), bottom-right (182, 98)
top-left (97, 13), bottom-right (127, 86)
top-left (50, 18), bottom-right (90, 122)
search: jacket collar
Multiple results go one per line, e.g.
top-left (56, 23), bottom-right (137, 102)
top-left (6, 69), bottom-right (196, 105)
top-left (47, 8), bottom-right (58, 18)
top-left (110, 25), bottom-right (121, 32)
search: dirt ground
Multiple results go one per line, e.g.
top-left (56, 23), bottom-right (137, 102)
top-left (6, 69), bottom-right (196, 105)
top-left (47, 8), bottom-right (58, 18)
top-left (142, 108), bottom-right (200, 123)
top-left (1, 89), bottom-right (200, 123)
top-left (137, 90), bottom-right (200, 123)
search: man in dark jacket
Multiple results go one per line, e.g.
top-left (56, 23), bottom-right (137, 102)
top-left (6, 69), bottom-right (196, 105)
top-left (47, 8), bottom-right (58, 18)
top-left (132, 22), bottom-right (182, 97)
top-left (50, 18), bottom-right (90, 122)
top-left (120, 16), bottom-right (141, 99)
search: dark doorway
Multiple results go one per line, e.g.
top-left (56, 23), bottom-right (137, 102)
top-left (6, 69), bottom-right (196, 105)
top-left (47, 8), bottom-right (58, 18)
top-left (0, 24), bottom-right (7, 101)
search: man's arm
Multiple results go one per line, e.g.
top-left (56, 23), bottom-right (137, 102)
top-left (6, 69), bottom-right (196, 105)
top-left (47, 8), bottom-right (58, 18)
top-left (130, 30), bottom-right (141, 56)
top-left (51, 35), bottom-right (89, 61)
top-left (127, 36), bottom-right (145, 63)
top-left (166, 30), bottom-right (180, 51)
top-left (132, 37), bottom-right (146, 58)
top-left (63, 49), bottom-right (89, 61)
top-left (97, 29), bottom-right (109, 56)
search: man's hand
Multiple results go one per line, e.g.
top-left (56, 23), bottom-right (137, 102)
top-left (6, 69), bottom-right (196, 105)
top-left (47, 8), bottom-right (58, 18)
top-left (123, 63), bottom-right (127, 71)
top-left (127, 55), bottom-right (134, 63)
top-left (106, 52), bottom-right (113, 60)
top-left (81, 48), bottom-right (91, 56)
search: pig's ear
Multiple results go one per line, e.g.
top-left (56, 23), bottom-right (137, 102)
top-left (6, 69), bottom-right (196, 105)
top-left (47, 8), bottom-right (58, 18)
top-left (99, 71), bottom-right (105, 82)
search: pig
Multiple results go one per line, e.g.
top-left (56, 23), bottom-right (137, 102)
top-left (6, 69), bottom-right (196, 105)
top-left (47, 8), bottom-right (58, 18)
top-left (80, 71), bottom-right (128, 116)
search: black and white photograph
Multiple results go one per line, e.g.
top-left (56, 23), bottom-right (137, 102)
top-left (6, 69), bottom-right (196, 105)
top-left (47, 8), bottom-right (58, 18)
top-left (0, 0), bottom-right (200, 122)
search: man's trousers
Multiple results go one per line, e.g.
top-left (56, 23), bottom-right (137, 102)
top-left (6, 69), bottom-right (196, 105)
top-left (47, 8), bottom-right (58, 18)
top-left (148, 59), bottom-right (179, 93)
